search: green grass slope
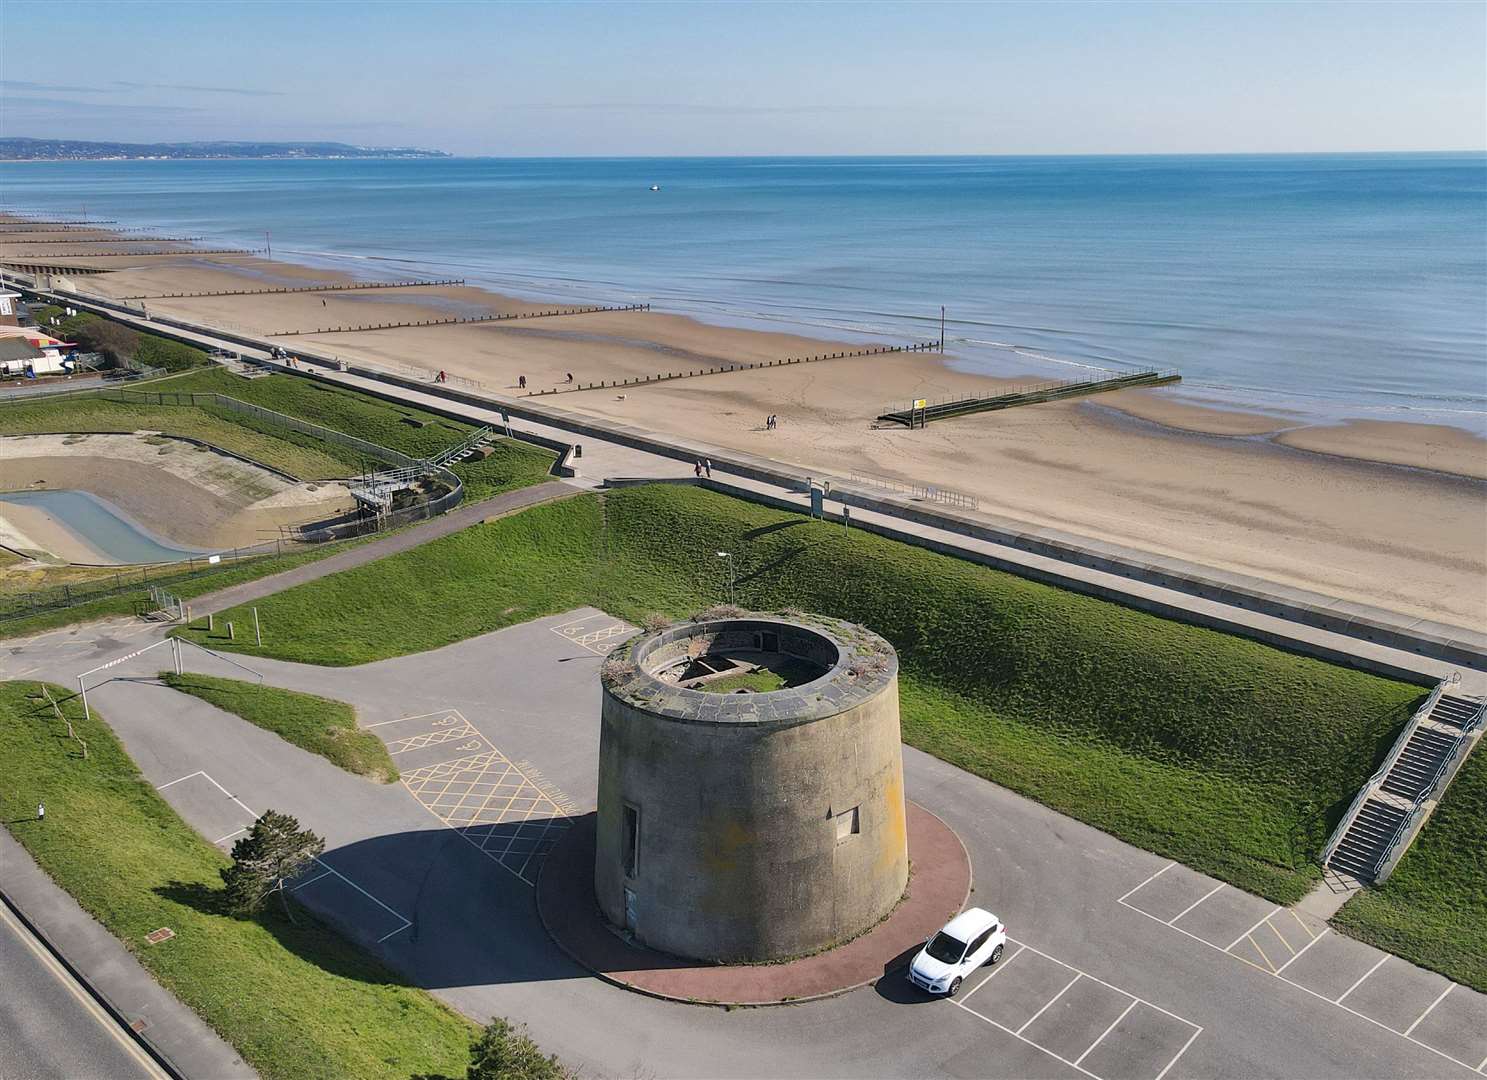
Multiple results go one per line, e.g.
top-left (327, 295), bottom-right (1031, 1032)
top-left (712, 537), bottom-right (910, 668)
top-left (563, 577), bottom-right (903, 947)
top-left (176, 485), bottom-right (1422, 903)
top-left (1331, 747), bottom-right (1487, 991)
top-left (0, 681), bottom-right (472, 1080)
top-left (159, 672), bottom-right (397, 782)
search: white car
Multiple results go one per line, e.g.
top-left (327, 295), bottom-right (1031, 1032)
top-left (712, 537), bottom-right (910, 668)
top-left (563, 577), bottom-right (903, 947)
top-left (907, 907), bottom-right (1007, 996)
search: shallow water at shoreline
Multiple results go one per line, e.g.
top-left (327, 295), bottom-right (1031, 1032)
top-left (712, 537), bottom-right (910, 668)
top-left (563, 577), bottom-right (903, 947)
top-left (4, 153), bottom-right (1485, 433)
top-left (0, 490), bottom-right (204, 565)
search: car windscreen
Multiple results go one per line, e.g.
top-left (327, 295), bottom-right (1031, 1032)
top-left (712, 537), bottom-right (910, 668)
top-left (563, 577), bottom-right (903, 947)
top-left (925, 931), bottom-right (967, 964)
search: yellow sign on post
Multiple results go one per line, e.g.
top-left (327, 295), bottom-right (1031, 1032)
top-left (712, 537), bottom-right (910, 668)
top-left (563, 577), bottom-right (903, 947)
top-left (913, 399), bottom-right (927, 410)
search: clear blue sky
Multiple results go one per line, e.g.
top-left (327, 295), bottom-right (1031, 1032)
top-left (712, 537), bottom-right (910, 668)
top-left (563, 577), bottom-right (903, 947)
top-left (2, 1), bottom-right (1483, 155)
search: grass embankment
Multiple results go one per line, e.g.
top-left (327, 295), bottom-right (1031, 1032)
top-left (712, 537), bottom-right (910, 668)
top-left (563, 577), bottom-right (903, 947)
top-left (176, 485), bottom-right (1423, 903)
top-left (0, 680), bottom-right (472, 1079)
top-left (158, 672), bottom-right (397, 782)
top-left (1331, 748), bottom-right (1486, 991)
top-left (0, 366), bottom-right (555, 497)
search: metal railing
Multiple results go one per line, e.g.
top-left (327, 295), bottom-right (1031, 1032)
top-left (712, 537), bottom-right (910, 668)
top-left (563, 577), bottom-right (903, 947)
top-left (1321, 680), bottom-right (1448, 868)
top-left (846, 472), bottom-right (980, 511)
top-left (1373, 695), bottom-right (1486, 882)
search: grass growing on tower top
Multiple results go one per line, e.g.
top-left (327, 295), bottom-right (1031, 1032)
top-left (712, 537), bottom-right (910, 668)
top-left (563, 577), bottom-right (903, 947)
top-left (174, 484), bottom-right (1424, 904)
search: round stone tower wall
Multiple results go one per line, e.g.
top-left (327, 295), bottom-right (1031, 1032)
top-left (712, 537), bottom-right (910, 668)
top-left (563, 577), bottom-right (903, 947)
top-left (595, 616), bottom-right (908, 963)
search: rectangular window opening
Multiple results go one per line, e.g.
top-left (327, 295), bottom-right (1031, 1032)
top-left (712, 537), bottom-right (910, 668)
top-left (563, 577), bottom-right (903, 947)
top-left (622, 803), bottom-right (640, 878)
top-left (834, 805), bottom-right (860, 842)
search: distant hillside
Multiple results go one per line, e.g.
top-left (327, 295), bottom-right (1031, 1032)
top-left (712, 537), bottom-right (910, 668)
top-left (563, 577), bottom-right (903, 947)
top-left (1, 138), bottom-right (450, 161)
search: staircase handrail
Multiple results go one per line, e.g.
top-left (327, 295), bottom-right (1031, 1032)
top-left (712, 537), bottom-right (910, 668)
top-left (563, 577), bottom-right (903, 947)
top-left (430, 424), bottom-right (493, 467)
top-left (1321, 679), bottom-right (1448, 866)
top-left (1373, 695), bottom-right (1486, 882)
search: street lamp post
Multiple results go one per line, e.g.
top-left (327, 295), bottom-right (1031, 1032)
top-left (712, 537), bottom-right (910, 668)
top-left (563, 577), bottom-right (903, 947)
top-left (716, 551), bottom-right (735, 607)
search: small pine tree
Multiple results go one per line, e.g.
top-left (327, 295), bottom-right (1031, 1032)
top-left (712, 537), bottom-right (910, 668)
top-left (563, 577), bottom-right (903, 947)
top-left (220, 810), bottom-right (325, 920)
top-left (467, 1017), bottom-right (571, 1080)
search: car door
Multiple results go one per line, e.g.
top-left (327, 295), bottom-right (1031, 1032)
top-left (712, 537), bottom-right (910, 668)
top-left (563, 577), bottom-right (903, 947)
top-left (964, 926), bottom-right (993, 969)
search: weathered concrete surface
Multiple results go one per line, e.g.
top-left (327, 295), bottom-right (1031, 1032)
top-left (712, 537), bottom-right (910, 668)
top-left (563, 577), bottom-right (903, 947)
top-left (596, 616), bottom-right (909, 962)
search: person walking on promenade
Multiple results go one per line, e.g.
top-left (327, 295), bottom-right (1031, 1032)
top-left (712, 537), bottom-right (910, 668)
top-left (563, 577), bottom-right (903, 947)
top-left (704, 459), bottom-right (712, 478)
top-left (695, 459), bottom-right (703, 477)
top-left (436, 370), bottom-right (447, 383)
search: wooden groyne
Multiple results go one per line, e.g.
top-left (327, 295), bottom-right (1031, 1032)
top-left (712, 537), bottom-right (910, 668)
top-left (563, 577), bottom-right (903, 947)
top-left (121, 278), bottom-right (466, 300)
top-left (1, 247), bottom-right (258, 258)
top-left (268, 302), bottom-right (650, 337)
top-left (878, 369), bottom-right (1181, 427)
top-left (0, 236), bottom-right (205, 245)
top-left (534, 340), bottom-right (942, 396)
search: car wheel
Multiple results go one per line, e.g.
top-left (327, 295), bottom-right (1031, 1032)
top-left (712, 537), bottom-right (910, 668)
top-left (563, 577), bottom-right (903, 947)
top-left (948, 977), bottom-right (963, 996)
top-left (989, 944), bottom-right (1004, 965)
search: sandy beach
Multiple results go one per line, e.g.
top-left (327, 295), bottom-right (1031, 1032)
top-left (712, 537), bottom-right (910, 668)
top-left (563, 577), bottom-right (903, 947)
top-left (11, 218), bottom-right (1482, 626)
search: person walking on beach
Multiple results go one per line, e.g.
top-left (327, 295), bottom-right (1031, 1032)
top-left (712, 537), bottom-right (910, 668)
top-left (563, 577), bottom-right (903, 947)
top-left (518, 375), bottom-right (527, 389)
top-left (565, 372), bottom-right (574, 384)
top-left (436, 370), bottom-right (447, 383)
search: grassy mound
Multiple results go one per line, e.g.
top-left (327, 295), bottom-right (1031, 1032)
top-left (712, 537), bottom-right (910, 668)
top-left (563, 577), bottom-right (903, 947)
top-left (0, 681), bottom-right (472, 1080)
top-left (159, 672), bottom-right (397, 782)
top-left (176, 485), bottom-right (1422, 902)
top-left (1331, 748), bottom-right (1487, 991)
top-left (0, 366), bottom-right (556, 494)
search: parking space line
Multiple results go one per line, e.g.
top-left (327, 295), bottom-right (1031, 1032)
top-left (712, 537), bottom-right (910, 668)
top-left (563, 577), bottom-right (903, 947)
top-left (1168, 882), bottom-right (1225, 925)
top-left (155, 770), bottom-right (205, 790)
top-left (959, 942), bottom-right (1025, 1002)
top-left (1116, 869), bottom-right (1483, 1076)
top-left (1015, 973), bottom-right (1082, 1036)
top-left (1336, 955), bottom-right (1389, 1004)
top-left (1273, 927), bottom-right (1329, 974)
top-left (1117, 860), bottom-right (1175, 905)
top-left (1289, 908), bottom-right (1318, 941)
top-left (1403, 984), bottom-right (1453, 1038)
top-left (288, 869), bottom-right (333, 892)
top-left (1246, 932), bottom-right (1277, 973)
top-left (950, 998), bottom-right (1101, 1080)
top-left (1013, 940), bottom-right (1197, 1027)
top-left (1154, 1026), bottom-right (1205, 1080)
top-left (213, 828), bottom-right (246, 845)
top-left (1073, 999), bottom-right (1138, 1067)
top-left (1225, 906), bottom-right (1282, 952)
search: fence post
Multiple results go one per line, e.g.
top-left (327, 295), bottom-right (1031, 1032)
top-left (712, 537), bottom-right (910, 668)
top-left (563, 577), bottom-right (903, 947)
top-left (253, 607), bottom-right (262, 646)
top-left (227, 621), bottom-right (234, 641)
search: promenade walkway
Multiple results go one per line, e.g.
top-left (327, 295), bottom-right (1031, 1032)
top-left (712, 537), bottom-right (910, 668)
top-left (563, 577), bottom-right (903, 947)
top-left (22, 288), bottom-right (1486, 692)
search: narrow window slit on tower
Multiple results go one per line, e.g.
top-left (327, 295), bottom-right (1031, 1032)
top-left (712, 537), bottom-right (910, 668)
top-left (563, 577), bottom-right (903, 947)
top-left (622, 803), bottom-right (640, 877)
top-left (834, 805), bottom-right (859, 842)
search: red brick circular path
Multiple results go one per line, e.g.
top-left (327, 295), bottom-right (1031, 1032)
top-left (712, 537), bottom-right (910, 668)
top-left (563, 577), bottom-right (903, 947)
top-left (536, 802), bottom-right (972, 1006)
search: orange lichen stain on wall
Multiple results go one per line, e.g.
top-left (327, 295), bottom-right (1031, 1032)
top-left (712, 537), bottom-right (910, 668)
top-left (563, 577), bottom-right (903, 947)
top-left (698, 817), bottom-right (757, 914)
top-left (876, 769), bottom-right (908, 875)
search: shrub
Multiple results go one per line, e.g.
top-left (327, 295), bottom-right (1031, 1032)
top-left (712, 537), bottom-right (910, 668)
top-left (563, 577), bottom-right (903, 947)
top-left (467, 1018), bottom-right (573, 1080)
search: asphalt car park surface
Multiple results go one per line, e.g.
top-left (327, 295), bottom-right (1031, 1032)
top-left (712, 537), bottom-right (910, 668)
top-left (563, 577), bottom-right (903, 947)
top-left (4, 608), bottom-right (1485, 1079)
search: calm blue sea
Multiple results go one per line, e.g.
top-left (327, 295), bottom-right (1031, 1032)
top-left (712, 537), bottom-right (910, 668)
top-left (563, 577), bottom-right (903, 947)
top-left (3, 154), bottom-right (1484, 432)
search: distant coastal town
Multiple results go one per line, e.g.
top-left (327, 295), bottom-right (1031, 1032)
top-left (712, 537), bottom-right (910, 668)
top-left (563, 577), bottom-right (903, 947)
top-left (0, 137), bottom-right (451, 161)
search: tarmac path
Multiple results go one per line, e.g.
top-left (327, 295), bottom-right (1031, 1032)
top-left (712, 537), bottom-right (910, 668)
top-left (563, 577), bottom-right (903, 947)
top-left (3, 607), bottom-right (1482, 1079)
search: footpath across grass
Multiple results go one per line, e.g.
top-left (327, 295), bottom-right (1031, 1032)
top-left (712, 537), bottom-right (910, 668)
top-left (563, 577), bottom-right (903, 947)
top-left (1330, 748), bottom-right (1487, 992)
top-left (0, 680), bottom-right (473, 1080)
top-left (176, 484), bottom-right (1424, 904)
top-left (159, 671), bottom-right (397, 782)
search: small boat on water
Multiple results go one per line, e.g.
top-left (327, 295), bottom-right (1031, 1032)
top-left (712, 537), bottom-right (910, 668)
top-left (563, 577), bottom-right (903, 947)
top-left (649, 184), bottom-right (660, 192)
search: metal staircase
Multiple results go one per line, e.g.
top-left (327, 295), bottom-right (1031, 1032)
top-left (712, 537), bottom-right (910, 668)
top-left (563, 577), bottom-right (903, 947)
top-left (431, 425), bottom-right (494, 467)
top-left (1324, 687), bottom-right (1486, 884)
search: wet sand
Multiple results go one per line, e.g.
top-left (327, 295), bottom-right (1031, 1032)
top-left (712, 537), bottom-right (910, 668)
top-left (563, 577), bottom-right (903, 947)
top-left (24, 220), bottom-right (1483, 627)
